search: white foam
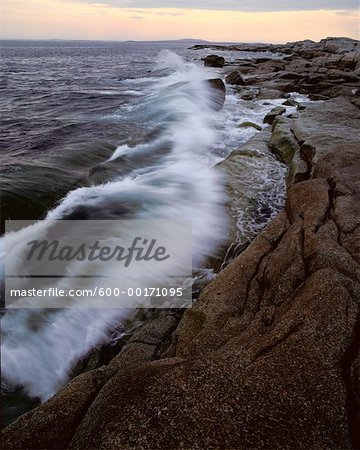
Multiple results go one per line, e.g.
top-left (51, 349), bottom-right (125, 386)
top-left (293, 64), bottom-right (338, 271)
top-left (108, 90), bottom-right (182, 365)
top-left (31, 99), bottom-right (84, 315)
top-left (107, 144), bottom-right (132, 161)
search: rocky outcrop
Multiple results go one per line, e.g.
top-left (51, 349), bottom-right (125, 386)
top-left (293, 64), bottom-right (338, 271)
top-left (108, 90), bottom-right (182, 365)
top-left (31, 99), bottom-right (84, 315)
top-left (267, 98), bottom-right (360, 186)
top-left (291, 97), bottom-right (360, 164)
top-left (204, 54), bottom-right (225, 67)
top-left (238, 88), bottom-right (259, 100)
top-left (192, 37), bottom-right (359, 59)
top-left (214, 37), bottom-right (360, 102)
top-left (320, 37), bottom-right (360, 54)
top-left (2, 314), bottom-right (180, 449)
top-left (326, 68), bottom-right (360, 82)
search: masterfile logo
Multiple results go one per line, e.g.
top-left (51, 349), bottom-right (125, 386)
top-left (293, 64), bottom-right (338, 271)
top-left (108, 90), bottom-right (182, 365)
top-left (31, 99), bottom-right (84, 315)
top-left (4, 220), bottom-right (192, 309)
top-left (25, 237), bottom-right (170, 266)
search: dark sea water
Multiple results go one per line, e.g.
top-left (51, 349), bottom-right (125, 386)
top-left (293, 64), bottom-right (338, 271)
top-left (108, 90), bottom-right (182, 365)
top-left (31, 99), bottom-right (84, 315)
top-left (1, 40), bottom-right (289, 427)
top-left (1, 40), bottom-right (190, 163)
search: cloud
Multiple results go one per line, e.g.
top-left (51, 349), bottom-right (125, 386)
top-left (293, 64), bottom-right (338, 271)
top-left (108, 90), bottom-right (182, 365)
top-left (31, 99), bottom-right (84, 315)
top-left (125, 9), bottom-right (185, 16)
top-left (62, 0), bottom-right (359, 12)
top-left (335, 9), bottom-right (357, 16)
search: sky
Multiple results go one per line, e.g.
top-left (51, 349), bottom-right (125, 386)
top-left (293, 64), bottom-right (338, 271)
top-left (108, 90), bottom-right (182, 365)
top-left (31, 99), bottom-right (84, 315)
top-left (1, 0), bottom-right (359, 42)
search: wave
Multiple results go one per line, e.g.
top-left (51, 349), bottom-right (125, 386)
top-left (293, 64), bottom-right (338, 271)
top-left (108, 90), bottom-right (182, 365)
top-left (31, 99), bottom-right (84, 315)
top-left (1, 50), bottom-right (227, 401)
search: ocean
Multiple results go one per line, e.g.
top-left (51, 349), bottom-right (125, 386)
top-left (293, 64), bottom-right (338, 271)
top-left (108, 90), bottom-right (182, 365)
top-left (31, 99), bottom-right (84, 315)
top-left (1, 39), bottom-right (288, 426)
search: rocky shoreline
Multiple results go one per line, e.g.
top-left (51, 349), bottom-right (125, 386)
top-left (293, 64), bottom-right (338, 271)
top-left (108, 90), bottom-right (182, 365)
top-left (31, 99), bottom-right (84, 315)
top-left (3, 37), bottom-right (360, 449)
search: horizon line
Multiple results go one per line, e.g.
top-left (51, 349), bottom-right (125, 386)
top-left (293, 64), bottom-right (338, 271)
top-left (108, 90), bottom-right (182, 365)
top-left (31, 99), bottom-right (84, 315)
top-left (1, 35), bottom-right (357, 45)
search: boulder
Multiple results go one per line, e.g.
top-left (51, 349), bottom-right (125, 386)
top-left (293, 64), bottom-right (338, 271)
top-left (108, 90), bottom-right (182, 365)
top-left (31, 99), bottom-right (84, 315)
top-left (204, 55), bottom-right (225, 68)
top-left (325, 69), bottom-right (360, 83)
top-left (282, 98), bottom-right (299, 107)
top-left (225, 70), bottom-right (245, 85)
top-left (263, 106), bottom-right (286, 125)
top-left (238, 121), bottom-right (262, 131)
top-left (239, 89), bottom-right (258, 100)
top-left (268, 117), bottom-right (299, 165)
top-left (205, 78), bottom-right (226, 110)
top-left (320, 36), bottom-right (360, 53)
top-left (257, 88), bottom-right (284, 100)
top-left (338, 52), bottom-right (360, 71)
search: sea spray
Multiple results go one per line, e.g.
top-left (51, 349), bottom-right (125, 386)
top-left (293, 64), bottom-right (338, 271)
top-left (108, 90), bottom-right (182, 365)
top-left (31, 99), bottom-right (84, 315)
top-left (1, 51), bottom-right (227, 401)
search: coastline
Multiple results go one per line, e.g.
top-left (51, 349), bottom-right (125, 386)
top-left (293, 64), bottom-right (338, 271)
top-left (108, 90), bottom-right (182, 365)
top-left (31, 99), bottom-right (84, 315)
top-left (2, 36), bottom-right (360, 449)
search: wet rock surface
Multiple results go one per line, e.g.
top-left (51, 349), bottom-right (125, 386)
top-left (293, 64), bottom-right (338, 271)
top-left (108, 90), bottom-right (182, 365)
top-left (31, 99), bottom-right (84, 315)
top-left (263, 106), bottom-right (286, 125)
top-left (3, 37), bottom-right (360, 450)
top-left (205, 78), bottom-right (226, 110)
top-left (204, 54), bottom-right (225, 68)
top-left (225, 70), bottom-right (246, 86)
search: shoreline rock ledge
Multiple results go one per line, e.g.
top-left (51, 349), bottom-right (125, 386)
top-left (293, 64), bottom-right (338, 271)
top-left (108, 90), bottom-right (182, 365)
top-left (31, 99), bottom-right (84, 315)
top-left (2, 38), bottom-right (360, 450)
